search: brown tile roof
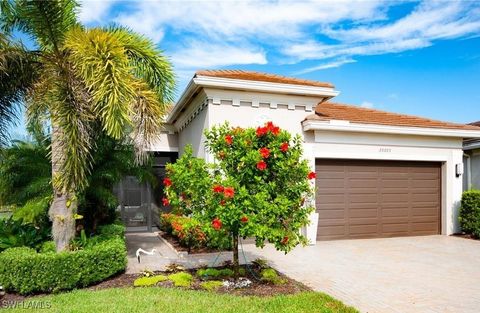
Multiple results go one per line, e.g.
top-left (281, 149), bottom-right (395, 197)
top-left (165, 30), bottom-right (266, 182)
top-left (304, 102), bottom-right (480, 131)
top-left (195, 70), bottom-right (334, 88)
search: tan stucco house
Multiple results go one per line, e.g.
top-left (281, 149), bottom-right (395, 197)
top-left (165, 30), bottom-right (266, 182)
top-left (122, 70), bottom-right (480, 242)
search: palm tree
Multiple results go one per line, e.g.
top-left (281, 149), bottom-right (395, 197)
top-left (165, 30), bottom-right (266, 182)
top-left (0, 0), bottom-right (175, 251)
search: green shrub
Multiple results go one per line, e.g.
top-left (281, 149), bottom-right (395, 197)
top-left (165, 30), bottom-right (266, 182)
top-left (97, 223), bottom-right (125, 238)
top-left (40, 241), bottom-right (56, 253)
top-left (260, 268), bottom-right (286, 285)
top-left (200, 280), bottom-right (223, 291)
top-left (459, 190), bottom-right (480, 238)
top-left (0, 236), bottom-right (127, 294)
top-left (168, 272), bottom-right (193, 287)
top-left (0, 217), bottom-right (51, 252)
top-left (133, 275), bottom-right (168, 287)
top-left (196, 267), bottom-right (244, 279)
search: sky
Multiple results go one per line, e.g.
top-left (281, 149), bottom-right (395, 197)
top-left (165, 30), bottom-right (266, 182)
top-left (9, 0), bottom-right (480, 138)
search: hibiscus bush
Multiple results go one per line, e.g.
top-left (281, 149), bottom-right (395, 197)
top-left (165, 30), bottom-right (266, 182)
top-left (160, 213), bottom-right (207, 251)
top-left (163, 122), bottom-right (315, 272)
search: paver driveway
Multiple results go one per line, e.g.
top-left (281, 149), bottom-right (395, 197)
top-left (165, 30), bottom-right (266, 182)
top-left (243, 235), bottom-right (480, 313)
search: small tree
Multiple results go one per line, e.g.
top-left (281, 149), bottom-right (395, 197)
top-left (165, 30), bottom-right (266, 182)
top-left (164, 122), bottom-right (315, 275)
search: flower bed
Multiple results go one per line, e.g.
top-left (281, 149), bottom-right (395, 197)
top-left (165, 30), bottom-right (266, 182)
top-left (0, 224), bottom-right (127, 295)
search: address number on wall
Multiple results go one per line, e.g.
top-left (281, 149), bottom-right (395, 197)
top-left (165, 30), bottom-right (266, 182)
top-left (379, 148), bottom-right (392, 153)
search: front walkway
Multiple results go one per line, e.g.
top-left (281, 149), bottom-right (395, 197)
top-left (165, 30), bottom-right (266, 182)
top-left (125, 232), bottom-right (237, 274)
top-left (243, 235), bottom-right (480, 313)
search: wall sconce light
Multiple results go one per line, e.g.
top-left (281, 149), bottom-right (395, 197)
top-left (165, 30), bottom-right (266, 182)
top-left (455, 163), bottom-right (464, 177)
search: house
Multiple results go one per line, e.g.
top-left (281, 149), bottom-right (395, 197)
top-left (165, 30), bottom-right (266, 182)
top-left (463, 121), bottom-right (480, 190)
top-left (119, 70), bottom-right (480, 242)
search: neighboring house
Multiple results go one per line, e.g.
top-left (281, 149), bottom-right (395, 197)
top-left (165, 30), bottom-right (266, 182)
top-left (463, 121), bottom-right (480, 190)
top-left (120, 70), bottom-right (480, 242)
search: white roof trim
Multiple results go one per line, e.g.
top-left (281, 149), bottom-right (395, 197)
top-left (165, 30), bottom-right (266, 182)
top-left (167, 75), bottom-right (339, 123)
top-left (303, 120), bottom-right (480, 138)
top-left (194, 75), bottom-right (339, 97)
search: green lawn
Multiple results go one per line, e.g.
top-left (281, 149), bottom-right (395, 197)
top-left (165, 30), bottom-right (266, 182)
top-left (2, 287), bottom-right (358, 313)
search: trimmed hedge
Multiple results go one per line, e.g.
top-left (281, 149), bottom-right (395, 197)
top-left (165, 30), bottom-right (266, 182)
top-left (0, 225), bottom-right (127, 294)
top-left (459, 190), bottom-right (480, 238)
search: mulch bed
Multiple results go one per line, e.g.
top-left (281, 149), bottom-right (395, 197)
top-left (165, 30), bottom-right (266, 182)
top-left (1, 264), bottom-right (310, 301)
top-left (158, 231), bottom-right (229, 254)
top-left (452, 233), bottom-right (478, 240)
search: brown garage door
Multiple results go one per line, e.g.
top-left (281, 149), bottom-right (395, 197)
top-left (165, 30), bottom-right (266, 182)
top-left (316, 159), bottom-right (441, 241)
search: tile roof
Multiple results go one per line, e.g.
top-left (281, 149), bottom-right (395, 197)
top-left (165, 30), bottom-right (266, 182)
top-left (195, 70), bottom-right (334, 88)
top-left (304, 102), bottom-right (480, 131)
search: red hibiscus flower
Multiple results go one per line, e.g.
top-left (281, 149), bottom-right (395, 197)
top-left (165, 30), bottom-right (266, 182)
top-left (259, 147), bottom-right (270, 158)
top-left (308, 172), bottom-right (316, 180)
top-left (213, 185), bottom-right (224, 193)
top-left (240, 216), bottom-right (249, 223)
top-left (223, 187), bottom-right (235, 198)
top-left (162, 197), bottom-right (170, 206)
top-left (265, 121), bottom-right (274, 131)
top-left (163, 177), bottom-right (172, 187)
top-left (212, 218), bottom-right (222, 230)
top-left (257, 160), bottom-right (267, 171)
top-left (271, 126), bottom-right (280, 135)
top-left (256, 126), bottom-right (267, 137)
top-left (280, 142), bottom-right (289, 152)
top-left (225, 134), bottom-right (233, 145)
top-left (281, 236), bottom-right (289, 245)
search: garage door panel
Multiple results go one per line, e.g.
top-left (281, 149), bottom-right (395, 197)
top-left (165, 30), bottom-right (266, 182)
top-left (348, 208), bottom-right (378, 218)
top-left (316, 159), bottom-right (441, 240)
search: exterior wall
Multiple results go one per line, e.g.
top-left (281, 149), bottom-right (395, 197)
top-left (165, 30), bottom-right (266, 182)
top-left (149, 133), bottom-right (179, 152)
top-left (175, 91), bottom-right (209, 158)
top-left (313, 130), bottom-right (465, 236)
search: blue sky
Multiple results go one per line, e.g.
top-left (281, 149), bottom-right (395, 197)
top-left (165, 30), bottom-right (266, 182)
top-left (10, 1), bottom-right (480, 138)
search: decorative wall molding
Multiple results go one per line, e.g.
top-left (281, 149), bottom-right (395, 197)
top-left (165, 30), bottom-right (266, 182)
top-left (177, 97), bottom-right (208, 132)
top-left (204, 96), bottom-right (315, 112)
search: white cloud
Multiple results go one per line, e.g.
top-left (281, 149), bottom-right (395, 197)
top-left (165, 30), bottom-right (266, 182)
top-left (171, 42), bottom-right (267, 69)
top-left (360, 101), bottom-right (374, 109)
top-left (78, 0), bottom-right (117, 24)
top-left (295, 58), bottom-right (356, 75)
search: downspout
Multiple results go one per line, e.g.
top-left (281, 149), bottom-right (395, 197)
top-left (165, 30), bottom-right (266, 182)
top-left (464, 153), bottom-right (471, 190)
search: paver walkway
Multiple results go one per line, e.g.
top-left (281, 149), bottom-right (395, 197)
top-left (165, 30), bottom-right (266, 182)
top-left (243, 235), bottom-right (480, 313)
top-left (125, 232), bottom-right (238, 274)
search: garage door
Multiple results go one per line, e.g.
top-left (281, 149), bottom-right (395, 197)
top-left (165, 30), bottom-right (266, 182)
top-left (316, 159), bottom-right (441, 241)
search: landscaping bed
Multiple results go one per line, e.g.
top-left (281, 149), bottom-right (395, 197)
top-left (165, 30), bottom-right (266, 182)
top-left (2, 262), bottom-right (309, 302)
top-left (158, 230), bottom-right (228, 255)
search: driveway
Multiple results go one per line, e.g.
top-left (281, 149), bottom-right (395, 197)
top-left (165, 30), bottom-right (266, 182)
top-left (243, 235), bottom-right (480, 313)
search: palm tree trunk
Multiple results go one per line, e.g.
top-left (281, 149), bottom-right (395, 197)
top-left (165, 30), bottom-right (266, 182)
top-left (49, 123), bottom-right (77, 251)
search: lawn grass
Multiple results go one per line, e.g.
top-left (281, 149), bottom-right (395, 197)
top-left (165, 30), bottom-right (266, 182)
top-left (2, 287), bottom-right (358, 313)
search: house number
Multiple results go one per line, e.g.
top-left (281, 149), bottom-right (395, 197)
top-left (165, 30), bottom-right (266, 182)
top-left (379, 148), bottom-right (391, 153)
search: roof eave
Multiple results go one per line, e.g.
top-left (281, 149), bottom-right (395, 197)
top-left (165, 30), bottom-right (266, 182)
top-left (302, 120), bottom-right (480, 138)
top-left (166, 75), bottom-right (340, 124)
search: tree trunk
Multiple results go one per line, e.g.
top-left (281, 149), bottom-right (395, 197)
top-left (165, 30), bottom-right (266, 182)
top-left (49, 124), bottom-right (77, 252)
top-left (232, 234), bottom-right (239, 278)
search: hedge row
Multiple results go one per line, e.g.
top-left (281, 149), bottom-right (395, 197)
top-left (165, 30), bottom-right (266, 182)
top-left (0, 225), bottom-right (127, 294)
top-left (459, 190), bottom-right (480, 238)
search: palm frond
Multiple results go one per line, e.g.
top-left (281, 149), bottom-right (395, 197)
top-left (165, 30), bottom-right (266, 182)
top-left (64, 27), bottom-right (138, 139)
top-left (0, 33), bottom-right (39, 145)
top-left (1, 0), bottom-right (79, 52)
top-left (106, 25), bottom-right (176, 104)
